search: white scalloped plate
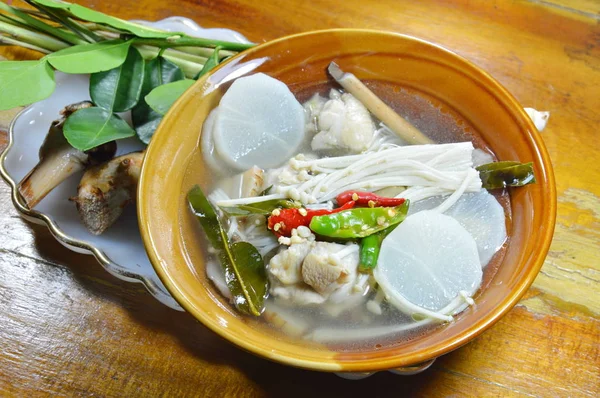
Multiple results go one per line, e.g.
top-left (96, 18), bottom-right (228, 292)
top-left (0, 17), bottom-right (250, 310)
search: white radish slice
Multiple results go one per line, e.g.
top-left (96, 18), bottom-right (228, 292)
top-left (212, 73), bottom-right (305, 171)
top-left (374, 210), bottom-right (482, 321)
top-left (409, 190), bottom-right (507, 267)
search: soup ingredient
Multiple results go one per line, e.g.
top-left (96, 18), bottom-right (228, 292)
top-left (336, 190), bottom-right (407, 208)
top-left (303, 93), bottom-right (327, 134)
top-left (269, 142), bottom-right (480, 205)
top-left (241, 167), bottom-right (266, 197)
top-left (72, 151), bottom-right (143, 235)
top-left (269, 241), bottom-right (367, 308)
top-left (477, 161), bottom-right (536, 189)
top-left (188, 185), bottom-right (268, 316)
top-left (215, 166), bottom-right (266, 202)
top-left (221, 198), bottom-right (300, 217)
top-left (302, 243), bottom-right (359, 295)
top-left (309, 318), bottom-right (432, 343)
top-left (211, 73), bottom-right (305, 171)
top-left (309, 202), bottom-right (409, 239)
top-left (269, 242), bottom-right (312, 285)
top-left (472, 148), bottom-right (495, 167)
top-left (267, 201), bottom-right (355, 237)
top-left (327, 62), bottom-right (433, 145)
top-left (18, 101), bottom-right (116, 209)
top-left (358, 225), bottom-right (397, 273)
top-left (263, 301), bottom-right (309, 337)
top-left (409, 189), bottom-right (507, 267)
top-left (374, 210), bottom-right (482, 322)
top-left (311, 91), bottom-right (376, 153)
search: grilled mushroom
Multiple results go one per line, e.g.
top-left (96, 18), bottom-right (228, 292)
top-left (18, 101), bottom-right (117, 208)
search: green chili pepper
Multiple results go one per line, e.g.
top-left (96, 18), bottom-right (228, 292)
top-left (309, 201), bottom-right (409, 239)
top-left (359, 224), bottom-right (398, 273)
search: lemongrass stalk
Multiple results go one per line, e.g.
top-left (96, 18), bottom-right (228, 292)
top-left (0, 20), bottom-right (68, 51)
top-left (92, 30), bottom-right (120, 40)
top-left (133, 36), bottom-right (254, 52)
top-left (175, 45), bottom-right (236, 59)
top-left (328, 62), bottom-right (434, 145)
top-left (161, 53), bottom-right (204, 78)
top-left (134, 45), bottom-right (204, 78)
top-left (79, 22), bottom-right (123, 34)
top-left (0, 1), bottom-right (84, 45)
top-left (12, 7), bottom-right (51, 21)
top-left (62, 17), bottom-right (103, 42)
top-left (0, 12), bottom-right (31, 29)
top-left (0, 35), bottom-right (51, 53)
top-left (136, 44), bottom-right (209, 65)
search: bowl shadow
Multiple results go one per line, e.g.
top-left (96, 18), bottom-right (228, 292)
top-left (29, 223), bottom-right (464, 395)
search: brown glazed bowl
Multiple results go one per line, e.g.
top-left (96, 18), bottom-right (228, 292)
top-left (138, 29), bottom-right (556, 374)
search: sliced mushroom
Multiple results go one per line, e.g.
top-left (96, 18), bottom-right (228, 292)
top-left (18, 101), bottom-right (117, 208)
top-left (71, 151), bottom-right (144, 235)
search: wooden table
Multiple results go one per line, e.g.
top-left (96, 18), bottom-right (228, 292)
top-left (1, 1), bottom-right (598, 396)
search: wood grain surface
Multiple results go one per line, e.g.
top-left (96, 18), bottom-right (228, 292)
top-left (0, 0), bottom-right (598, 397)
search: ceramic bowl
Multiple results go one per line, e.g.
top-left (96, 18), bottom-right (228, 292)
top-left (138, 29), bottom-right (556, 373)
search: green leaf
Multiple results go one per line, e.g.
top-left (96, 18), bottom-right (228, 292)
top-left (132, 56), bottom-right (185, 143)
top-left (194, 46), bottom-right (221, 79)
top-left (226, 242), bottom-right (268, 314)
top-left (47, 39), bottom-right (132, 74)
top-left (63, 107), bottom-right (135, 151)
top-left (32, 0), bottom-right (177, 39)
top-left (188, 185), bottom-right (268, 316)
top-left (220, 199), bottom-right (300, 217)
top-left (144, 79), bottom-right (194, 115)
top-left (476, 161), bottom-right (536, 189)
top-left (90, 46), bottom-right (145, 112)
top-left (259, 185), bottom-right (273, 196)
top-left (0, 60), bottom-right (55, 110)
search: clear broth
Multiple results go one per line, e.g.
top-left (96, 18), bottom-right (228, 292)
top-left (180, 79), bottom-right (511, 352)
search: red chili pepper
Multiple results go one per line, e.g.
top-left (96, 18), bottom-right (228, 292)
top-left (267, 201), bottom-right (355, 237)
top-left (336, 191), bottom-right (406, 208)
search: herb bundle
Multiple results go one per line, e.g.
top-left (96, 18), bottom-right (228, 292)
top-left (0, 0), bottom-right (254, 149)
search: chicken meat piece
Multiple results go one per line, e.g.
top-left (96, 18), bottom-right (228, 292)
top-left (311, 93), bottom-right (376, 153)
top-left (268, 241), bottom-right (365, 310)
top-left (268, 242), bottom-right (312, 285)
top-left (301, 242), bottom-right (359, 296)
top-left (241, 166), bottom-right (264, 197)
top-left (303, 93), bottom-right (327, 135)
top-left (218, 166), bottom-right (265, 199)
